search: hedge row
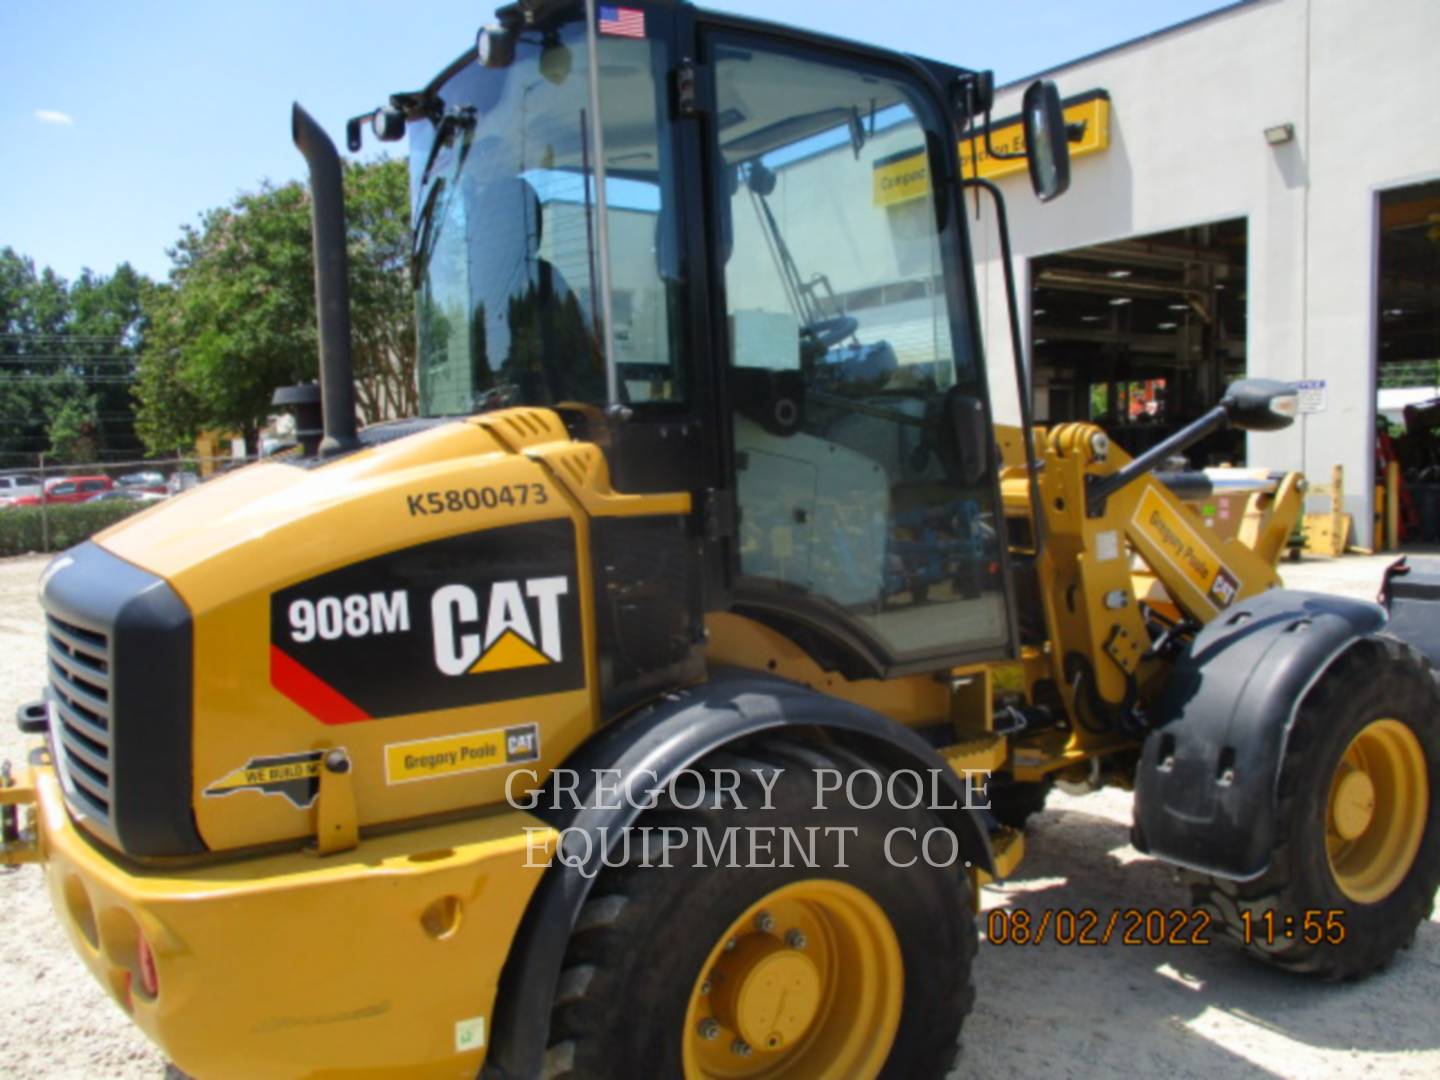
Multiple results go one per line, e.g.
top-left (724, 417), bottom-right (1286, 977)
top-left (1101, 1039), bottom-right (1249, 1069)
top-left (0, 501), bottom-right (150, 557)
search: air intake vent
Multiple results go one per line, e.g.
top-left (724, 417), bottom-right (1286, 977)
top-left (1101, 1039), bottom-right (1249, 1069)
top-left (39, 541), bottom-right (203, 857)
top-left (46, 613), bottom-right (113, 826)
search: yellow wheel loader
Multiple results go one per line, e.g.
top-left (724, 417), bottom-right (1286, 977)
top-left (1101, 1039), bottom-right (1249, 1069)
top-left (4, 1), bottom-right (1439, 1077)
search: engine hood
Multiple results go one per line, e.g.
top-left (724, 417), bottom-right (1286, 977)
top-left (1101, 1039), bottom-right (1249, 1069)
top-left (100, 419), bottom-right (528, 612)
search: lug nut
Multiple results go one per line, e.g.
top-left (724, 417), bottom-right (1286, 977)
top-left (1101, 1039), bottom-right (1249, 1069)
top-left (701, 978), bottom-right (712, 995)
top-left (786, 929), bottom-right (807, 950)
top-left (724, 937), bottom-right (737, 951)
top-left (698, 1018), bottom-right (720, 1041)
top-left (731, 1039), bottom-right (752, 1057)
top-left (754, 911), bottom-right (775, 933)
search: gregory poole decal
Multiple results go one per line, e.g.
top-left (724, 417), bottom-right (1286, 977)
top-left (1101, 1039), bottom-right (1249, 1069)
top-left (1132, 487), bottom-right (1239, 611)
top-left (268, 523), bottom-right (584, 724)
top-left (385, 723), bottom-right (539, 784)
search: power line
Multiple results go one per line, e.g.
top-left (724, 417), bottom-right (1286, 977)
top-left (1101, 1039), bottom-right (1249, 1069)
top-left (0, 376), bottom-right (135, 385)
top-left (0, 361), bottom-right (137, 370)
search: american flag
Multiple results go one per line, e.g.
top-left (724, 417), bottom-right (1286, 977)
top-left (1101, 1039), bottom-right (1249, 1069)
top-left (598, 5), bottom-right (645, 38)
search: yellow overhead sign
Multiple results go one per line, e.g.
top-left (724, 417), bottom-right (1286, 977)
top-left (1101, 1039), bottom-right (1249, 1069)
top-left (873, 90), bottom-right (1111, 207)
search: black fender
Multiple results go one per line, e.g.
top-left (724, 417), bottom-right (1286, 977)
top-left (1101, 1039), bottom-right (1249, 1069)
top-left (483, 666), bottom-right (993, 1078)
top-left (1133, 589), bottom-right (1387, 880)
top-left (1380, 555), bottom-right (1440, 670)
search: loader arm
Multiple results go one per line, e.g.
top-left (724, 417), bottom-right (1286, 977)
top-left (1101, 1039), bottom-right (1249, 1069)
top-left (996, 398), bottom-right (1304, 761)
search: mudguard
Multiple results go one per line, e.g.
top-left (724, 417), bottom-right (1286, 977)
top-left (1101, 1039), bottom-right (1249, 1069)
top-left (1381, 556), bottom-right (1440, 670)
top-left (483, 667), bottom-right (993, 1078)
top-left (1133, 589), bottom-right (1387, 880)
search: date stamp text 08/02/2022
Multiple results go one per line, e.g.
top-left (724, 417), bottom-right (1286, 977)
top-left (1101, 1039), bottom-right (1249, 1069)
top-left (985, 907), bottom-right (1349, 947)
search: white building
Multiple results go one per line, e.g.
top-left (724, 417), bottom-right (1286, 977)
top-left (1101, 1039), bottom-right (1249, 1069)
top-left (970, 0), bottom-right (1440, 546)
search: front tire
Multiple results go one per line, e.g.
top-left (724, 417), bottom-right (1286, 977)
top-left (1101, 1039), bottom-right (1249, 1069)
top-left (542, 739), bottom-right (977, 1078)
top-left (1190, 637), bottom-right (1440, 978)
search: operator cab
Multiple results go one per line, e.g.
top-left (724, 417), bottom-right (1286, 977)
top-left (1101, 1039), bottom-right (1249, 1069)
top-left (363, 0), bottom-right (1070, 679)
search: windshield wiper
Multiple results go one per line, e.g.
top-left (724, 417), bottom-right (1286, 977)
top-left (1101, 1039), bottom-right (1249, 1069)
top-left (416, 106), bottom-right (477, 193)
top-left (411, 177), bottom-right (446, 287)
top-left (410, 107), bottom-right (478, 285)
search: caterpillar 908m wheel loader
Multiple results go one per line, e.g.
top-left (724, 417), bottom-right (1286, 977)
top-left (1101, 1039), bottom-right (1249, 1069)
top-left (4, 1), bottom-right (1439, 1077)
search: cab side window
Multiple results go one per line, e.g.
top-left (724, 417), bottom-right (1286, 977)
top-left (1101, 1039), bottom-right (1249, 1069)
top-left (711, 35), bottom-right (1010, 662)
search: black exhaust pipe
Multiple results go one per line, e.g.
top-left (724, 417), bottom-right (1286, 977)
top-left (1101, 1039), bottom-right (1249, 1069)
top-left (291, 103), bottom-right (359, 456)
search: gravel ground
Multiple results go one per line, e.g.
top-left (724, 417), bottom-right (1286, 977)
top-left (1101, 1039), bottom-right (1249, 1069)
top-left (2, 551), bottom-right (1437, 1078)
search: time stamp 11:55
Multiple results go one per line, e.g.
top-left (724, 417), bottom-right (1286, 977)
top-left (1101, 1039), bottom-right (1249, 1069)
top-left (984, 907), bottom-right (1349, 947)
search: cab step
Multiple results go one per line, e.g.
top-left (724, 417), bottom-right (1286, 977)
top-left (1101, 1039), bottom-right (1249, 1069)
top-left (939, 732), bottom-right (1008, 776)
top-left (975, 825), bottom-right (1025, 889)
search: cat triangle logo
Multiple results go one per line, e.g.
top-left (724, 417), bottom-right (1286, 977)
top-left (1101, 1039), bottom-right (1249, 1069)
top-left (431, 576), bottom-right (570, 678)
top-left (470, 628), bottom-right (552, 674)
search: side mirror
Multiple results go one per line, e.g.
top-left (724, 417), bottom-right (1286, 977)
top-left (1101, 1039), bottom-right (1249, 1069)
top-left (371, 106), bottom-right (406, 142)
top-left (1220, 378), bottom-right (1300, 432)
top-left (1022, 80), bottom-right (1071, 203)
top-left (477, 25), bottom-right (517, 68)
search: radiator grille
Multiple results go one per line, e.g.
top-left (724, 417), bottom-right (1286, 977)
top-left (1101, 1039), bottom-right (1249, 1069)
top-left (46, 613), bottom-right (113, 826)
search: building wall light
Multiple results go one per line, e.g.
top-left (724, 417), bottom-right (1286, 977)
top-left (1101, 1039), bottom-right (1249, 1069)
top-left (1264, 123), bottom-right (1295, 145)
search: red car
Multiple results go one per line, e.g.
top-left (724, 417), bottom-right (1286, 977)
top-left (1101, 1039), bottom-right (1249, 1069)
top-left (8, 476), bottom-right (114, 506)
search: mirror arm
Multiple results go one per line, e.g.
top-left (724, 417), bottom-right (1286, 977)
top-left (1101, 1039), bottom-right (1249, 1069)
top-left (982, 105), bottom-right (1027, 162)
top-left (1085, 405), bottom-right (1230, 516)
top-left (962, 176), bottom-right (1045, 560)
top-left (345, 111), bottom-right (377, 154)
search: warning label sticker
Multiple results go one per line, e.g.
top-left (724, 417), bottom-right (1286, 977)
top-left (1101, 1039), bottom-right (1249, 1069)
top-left (385, 723), bottom-right (540, 785)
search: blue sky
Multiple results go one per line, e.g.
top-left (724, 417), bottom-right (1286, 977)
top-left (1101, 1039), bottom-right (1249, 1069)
top-left (2, 0), bottom-right (1231, 283)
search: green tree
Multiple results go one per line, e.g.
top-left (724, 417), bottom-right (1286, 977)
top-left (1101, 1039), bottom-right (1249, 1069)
top-left (347, 159), bottom-right (418, 420)
top-left (48, 388), bottom-right (102, 463)
top-left (132, 280), bottom-right (205, 454)
top-left (0, 248), bottom-right (74, 462)
top-left (67, 262), bottom-right (149, 456)
top-left (0, 249), bottom-right (150, 465)
top-left (134, 158), bottom-right (415, 454)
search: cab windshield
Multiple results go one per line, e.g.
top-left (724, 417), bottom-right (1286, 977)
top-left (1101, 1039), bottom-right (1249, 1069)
top-left (411, 15), bottom-right (682, 416)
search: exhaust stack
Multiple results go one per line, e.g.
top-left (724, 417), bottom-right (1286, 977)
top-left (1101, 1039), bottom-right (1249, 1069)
top-left (291, 103), bottom-right (359, 456)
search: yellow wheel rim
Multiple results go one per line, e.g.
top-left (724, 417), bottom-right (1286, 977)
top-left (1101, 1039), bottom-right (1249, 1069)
top-left (682, 880), bottom-right (903, 1079)
top-left (1325, 718), bottom-right (1429, 903)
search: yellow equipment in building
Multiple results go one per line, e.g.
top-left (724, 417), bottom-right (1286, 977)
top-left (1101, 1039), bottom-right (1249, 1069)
top-left (4, 3), bottom-right (1439, 1077)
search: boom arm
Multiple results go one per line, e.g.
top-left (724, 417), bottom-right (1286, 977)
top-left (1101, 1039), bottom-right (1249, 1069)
top-left (1002, 410), bottom-right (1302, 743)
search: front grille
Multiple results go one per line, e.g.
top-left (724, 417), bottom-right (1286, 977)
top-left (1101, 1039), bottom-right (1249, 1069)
top-left (40, 541), bottom-right (202, 856)
top-left (46, 613), bottom-right (114, 828)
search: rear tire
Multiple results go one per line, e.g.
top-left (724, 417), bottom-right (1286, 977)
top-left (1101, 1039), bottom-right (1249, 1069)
top-left (542, 739), bottom-right (977, 1078)
top-left (1189, 637), bottom-right (1440, 978)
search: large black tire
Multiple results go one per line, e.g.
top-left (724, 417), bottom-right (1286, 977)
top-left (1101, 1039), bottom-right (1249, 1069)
top-left (1189, 637), bottom-right (1440, 979)
top-left (542, 738), bottom-right (976, 1079)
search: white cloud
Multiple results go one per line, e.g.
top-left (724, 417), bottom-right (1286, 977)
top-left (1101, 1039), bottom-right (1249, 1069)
top-left (34, 109), bottom-right (74, 126)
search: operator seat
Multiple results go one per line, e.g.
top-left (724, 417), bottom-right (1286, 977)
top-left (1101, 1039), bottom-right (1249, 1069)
top-left (472, 176), bottom-right (605, 406)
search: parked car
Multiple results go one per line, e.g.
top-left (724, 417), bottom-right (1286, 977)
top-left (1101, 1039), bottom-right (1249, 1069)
top-left (0, 474), bottom-right (43, 507)
top-left (0, 474), bottom-right (41, 504)
top-left (84, 489), bottom-right (166, 505)
top-left (8, 476), bottom-right (114, 507)
top-left (167, 472), bottom-right (200, 495)
top-left (116, 470), bottom-right (167, 495)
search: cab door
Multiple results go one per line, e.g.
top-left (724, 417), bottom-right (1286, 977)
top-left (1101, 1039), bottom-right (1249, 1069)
top-left (696, 22), bottom-right (1017, 675)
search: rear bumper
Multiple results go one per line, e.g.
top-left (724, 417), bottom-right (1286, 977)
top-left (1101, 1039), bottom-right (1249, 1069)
top-left (23, 759), bottom-right (555, 1079)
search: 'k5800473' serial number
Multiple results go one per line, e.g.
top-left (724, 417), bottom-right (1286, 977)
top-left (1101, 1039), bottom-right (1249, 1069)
top-left (406, 484), bottom-right (548, 517)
